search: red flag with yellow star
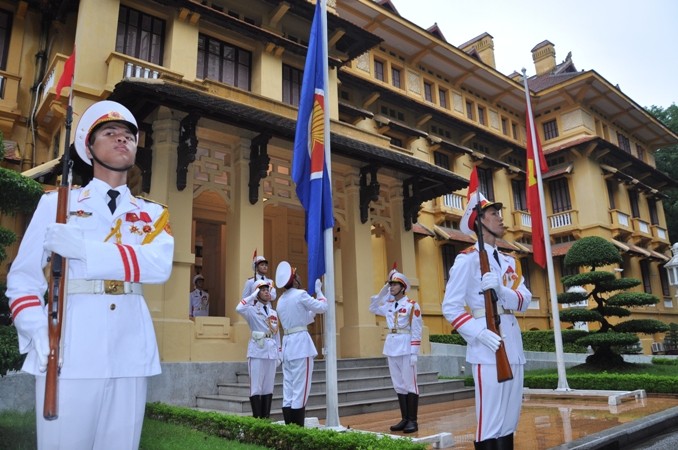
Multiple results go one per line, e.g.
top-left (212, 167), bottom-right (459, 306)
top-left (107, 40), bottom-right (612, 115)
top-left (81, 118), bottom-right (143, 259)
top-left (526, 110), bottom-right (549, 268)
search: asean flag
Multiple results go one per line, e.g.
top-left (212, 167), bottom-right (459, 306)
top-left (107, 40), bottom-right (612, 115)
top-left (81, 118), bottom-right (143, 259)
top-left (292, 0), bottom-right (334, 295)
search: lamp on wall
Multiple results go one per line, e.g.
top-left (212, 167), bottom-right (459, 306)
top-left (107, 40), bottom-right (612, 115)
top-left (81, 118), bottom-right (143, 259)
top-left (664, 243), bottom-right (678, 288)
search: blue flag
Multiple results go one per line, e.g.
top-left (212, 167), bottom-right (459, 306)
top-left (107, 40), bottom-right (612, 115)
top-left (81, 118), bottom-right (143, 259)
top-left (292, 0), bottom-right (334, 295)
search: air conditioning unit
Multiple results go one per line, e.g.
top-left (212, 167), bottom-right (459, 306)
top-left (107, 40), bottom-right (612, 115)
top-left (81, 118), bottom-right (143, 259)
top-left (651, 342), bottom-right (665, 354)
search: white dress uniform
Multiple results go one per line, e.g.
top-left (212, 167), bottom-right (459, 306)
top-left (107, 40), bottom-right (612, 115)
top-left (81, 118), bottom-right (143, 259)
top-left (442, 243), bottom-right (531, 442)
top-left (369, 290), bottom-right (423, 394)
top-left (189, 287), bottom-right (209, 317)
top-left (276, 287), bottom-right (327, 411)
top-left (241, 275), bottom-right (277, 301)
top-left (7, 178), bottom-right (174, 450)
top-left (235, 290), bottom-right (281, 397)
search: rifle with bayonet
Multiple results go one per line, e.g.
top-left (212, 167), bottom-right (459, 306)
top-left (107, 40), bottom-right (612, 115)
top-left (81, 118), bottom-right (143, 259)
top-left (43, 104), bottom-right (73, 420)
top-left (474, 200), bottom-right (513, 383)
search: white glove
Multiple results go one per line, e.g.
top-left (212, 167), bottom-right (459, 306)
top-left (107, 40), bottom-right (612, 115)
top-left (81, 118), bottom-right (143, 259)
top-left (315, 279), bottom-right (324, 298)
top-left (33, 327), bottom-right (50, 372)
top-left (476, 329), bottom-right (502, 352)
top-left (12, 308), bottom-right (49, 372)
top-left (277, 353), bottom-right (282, 367)
top-left (410, 354), bottom-right (417, 366)
top-left (246, 288), bottom-right (260, 304)
top-left (481, 272), bottom-right (500, 292)
top-left (44, 223), bottom-right (86, 261)
top-left (378, 282), bottom-right (390, 298)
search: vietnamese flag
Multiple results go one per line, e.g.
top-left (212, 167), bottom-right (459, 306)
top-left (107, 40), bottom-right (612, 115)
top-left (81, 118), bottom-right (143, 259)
top-left (525, 109), bottom-right (548, 268)
top-left (55, 49), bottom-right (75, 99)
top-left (467, 165), bottom-right (479, 201)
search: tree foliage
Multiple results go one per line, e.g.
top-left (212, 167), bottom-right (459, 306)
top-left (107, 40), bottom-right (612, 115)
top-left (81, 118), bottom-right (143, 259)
top-left (648, 103), bottom-right (678, 242)
top-left (557, 236), bottom-right (669, 368)
top-left (0, 135), bottom-right (42, 374)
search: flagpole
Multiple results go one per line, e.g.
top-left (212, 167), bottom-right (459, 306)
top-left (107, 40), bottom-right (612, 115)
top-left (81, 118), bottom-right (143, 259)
top-left (318, 0), bottom-right (341, 428)
top-left (522, 68), bottom-right (570, 391)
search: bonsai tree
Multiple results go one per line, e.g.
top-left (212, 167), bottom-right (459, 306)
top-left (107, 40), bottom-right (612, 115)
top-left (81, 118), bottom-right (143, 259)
top-left (557, 236), bottom-right (669, 368)
top-left (0, 134), bottom-right (43, 375)
top-left (664, 322), bottom-right (678, 355)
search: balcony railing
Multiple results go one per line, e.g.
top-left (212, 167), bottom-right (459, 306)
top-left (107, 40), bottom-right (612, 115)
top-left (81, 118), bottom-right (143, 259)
top-left (105, 52), bottom-right (183, 93)
top-left (0, 68), bottom-right (20, 112)
top-left (651, 225), bottom-right (668, 242)
top-left (549, 210), bottom-right (577, 230)
top-left (632, 218), bottom-right (650, 234)
top-left (441, 193), bottom-right (464, 211)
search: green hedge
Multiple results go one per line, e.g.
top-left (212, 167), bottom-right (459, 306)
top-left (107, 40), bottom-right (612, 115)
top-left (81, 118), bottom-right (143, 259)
top-left (145, 403), bottom-right (427, 450)
top-left (524, 373), bottom-right (678, 393)
top-left (431, 330), bottom-right (589, 353)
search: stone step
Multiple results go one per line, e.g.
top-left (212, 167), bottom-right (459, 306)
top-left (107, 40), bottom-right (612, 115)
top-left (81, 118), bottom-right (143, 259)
top-left (221, 371), bottom-right (441, 396)
top-left (197, 386), bottom-right (475, 420)
top-left (232, 368), bottom-right (440, 389)
top-left (195, 356), bottom-right (475, 419)
top-left (198, 378), bottom-right (468, 413)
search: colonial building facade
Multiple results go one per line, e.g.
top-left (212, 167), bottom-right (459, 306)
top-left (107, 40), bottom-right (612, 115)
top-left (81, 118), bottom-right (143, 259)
top-left (1, 0), bottom-right (676, 360)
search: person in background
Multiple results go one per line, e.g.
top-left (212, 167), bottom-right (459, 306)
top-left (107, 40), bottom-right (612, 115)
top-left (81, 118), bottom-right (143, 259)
top-left (7, 100), bottom-right (174, 449)
top-left (369, 268), bottom-right (423, 434)
top-left (189, 274), bottom-right (209, 318)
top-left (275, 261), bottom-right (327, 427)
top-left (442, 193), bottom-right (531, 450)
top-left (236, 279), bottom-right (281, 419)
top-left (242, 252), bottom-right (277, 300)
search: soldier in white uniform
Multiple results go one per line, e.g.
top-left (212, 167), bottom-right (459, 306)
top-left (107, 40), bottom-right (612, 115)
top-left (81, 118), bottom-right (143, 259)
top-left (242, 253), bottom-right (277, 300)
top-left (370, 269), bottom-right (423, 433)
top-left (275, 261), bottom-right (327, 427)
top-left (236, 279), bottom-right (281, 419)
top-left (189, 274), bottom-right (209, 318)
top-left (442, 193), bottom-right (531, 450)
top-left (7, 100), bottom-right (174, 450)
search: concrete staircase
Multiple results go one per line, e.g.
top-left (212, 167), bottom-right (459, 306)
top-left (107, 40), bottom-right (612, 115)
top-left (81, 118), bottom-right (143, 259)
top-left (196, 357), bottom-right (474, 420)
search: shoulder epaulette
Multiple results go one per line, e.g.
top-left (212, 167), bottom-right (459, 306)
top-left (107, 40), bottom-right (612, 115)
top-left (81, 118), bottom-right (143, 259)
top-left (407, 298), bottom-right (416, 304)
top-left (45, 185), bottom-right (81, 194)
top-left (135, 195), bottom-right (167, 208)
top-left (460, 246), bottom-right (477, 254)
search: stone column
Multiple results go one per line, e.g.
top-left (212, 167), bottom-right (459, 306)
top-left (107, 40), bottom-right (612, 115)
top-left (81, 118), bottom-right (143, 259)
top-left (387, 184), bottom-right (430, 353)
top-left (339, 175), bottom-right (383, 357)
top-left (147, 106), bottom-right (194, 361)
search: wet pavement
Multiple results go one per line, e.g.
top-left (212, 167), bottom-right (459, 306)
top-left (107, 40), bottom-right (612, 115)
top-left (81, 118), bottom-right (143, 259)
top-left (335, 394), bottom-right (678, 449)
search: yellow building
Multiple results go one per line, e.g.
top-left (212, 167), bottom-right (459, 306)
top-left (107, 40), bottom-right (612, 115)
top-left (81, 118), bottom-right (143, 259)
top-left (1, 0), bottom-right (676, 361)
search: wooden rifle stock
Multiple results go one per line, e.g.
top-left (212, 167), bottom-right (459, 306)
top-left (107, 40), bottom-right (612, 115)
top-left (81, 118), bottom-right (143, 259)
top-left (474, 200), bottom-right (513, 383)
top-left (44, 104), bottom-right (73, 420)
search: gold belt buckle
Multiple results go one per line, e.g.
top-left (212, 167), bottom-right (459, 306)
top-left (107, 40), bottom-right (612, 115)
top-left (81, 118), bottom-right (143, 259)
top-left (104, 280), bottom-right (124, 295)
top-left (391, 328), bottom-right (397, 333)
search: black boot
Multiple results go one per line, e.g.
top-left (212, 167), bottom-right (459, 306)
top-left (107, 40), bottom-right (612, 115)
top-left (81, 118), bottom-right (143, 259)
top-left (474, 438), bottom-right (498, 450)
top-left (403, 393), bottom-right (419, 433)
top-left (261, 393), bottom-right (273, 419)
top-left (249, 395), bottom-right (262, 418)
top-left (290, 407), bottom-right (305, 427)
top-left (390, 394), bottom-right (408, 432)
top-left (496, 433), bottom-right (513, 450)
top-left (282, 406), bottom-right (292, 424)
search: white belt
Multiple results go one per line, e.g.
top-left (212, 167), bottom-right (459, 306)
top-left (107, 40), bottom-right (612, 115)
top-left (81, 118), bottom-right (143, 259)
top-left (387, 328), bottom-right (411, 334)
top-left (285, 326), bottom-right (307, 334)
top-left (252, 331), bottom-right (273, 339)
top-left (472, 305), bottom-right (513, 318)
top-left (68, 279), bottom-right (143, 296)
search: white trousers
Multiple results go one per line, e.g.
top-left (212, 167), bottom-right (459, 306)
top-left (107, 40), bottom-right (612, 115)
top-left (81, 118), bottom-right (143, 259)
top-left (472, 363), bottom-right (524, 441)
top-left (248, 357), bottom-right (277, 396)
top-left (35, 376), bottom-right (147, 450)
top-left (387, 354), bottom-right (419, 395)
top-left (282, 356), bottom-right (313, 409)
